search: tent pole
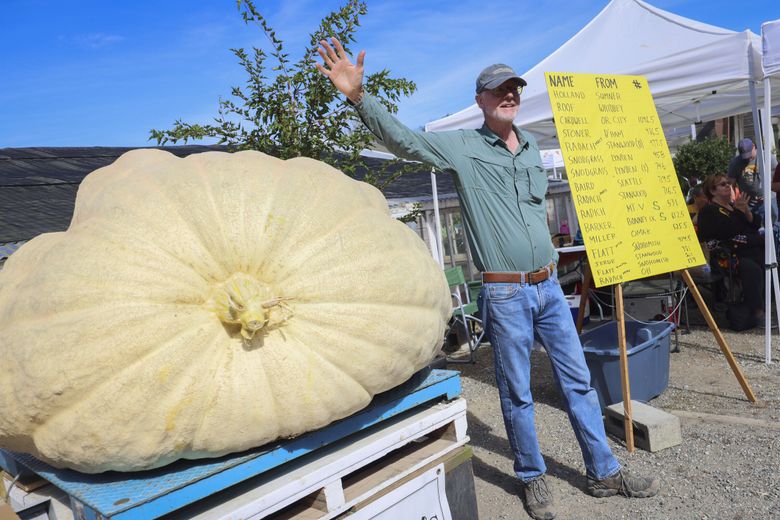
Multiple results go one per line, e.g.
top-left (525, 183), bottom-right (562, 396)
top-left (763, 78), bottom-right (777, 364)
top-left (765, 230), bottom-right (779, 365)
top-left (748, 43), bottom-right (767, 186)
top-left (690, 102), bottom-right (701, 139)
top-left (748, 42), bottom-right (774, 363)
top-left (431, 168), bottom-right (445, 267)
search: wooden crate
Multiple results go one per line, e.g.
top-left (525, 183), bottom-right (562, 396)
top-left (178, 398), bottom-right (468, 519)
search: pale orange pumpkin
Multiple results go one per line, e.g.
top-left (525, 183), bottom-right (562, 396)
top-left (0, 149), bottom-right (451, 473)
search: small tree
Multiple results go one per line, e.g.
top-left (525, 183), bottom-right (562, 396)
top-left (149, 0), bottom-right (417, 190)
top-left (672, 137), bottom-right (734, 187)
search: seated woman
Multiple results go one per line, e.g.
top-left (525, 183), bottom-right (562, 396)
top-left (697, 174), bottom-right (764, 322)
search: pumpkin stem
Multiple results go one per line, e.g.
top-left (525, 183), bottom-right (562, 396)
top-left (209, 274), bottom-right (294, 339)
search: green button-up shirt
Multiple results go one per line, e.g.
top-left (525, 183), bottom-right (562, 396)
top-left (355, 93), bottom-right (557, 273)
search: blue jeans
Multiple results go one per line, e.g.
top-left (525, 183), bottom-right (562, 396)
top-left (478, 274), bottom-right (620, 482)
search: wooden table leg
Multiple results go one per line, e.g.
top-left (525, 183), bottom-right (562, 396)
top-left (577, 263), bottom-right (592, 334)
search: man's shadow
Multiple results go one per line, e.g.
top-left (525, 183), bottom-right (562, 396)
top-left (466, 411), bottom-right (589, 494)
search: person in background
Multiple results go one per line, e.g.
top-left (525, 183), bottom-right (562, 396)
top-left (686, 185), bottom-right (708, 227)
top-left (771, 154), bottom-right (780, 209)
top-left (316, 36), bottom-right (659, 520)
top-left (697, 174), bottom-right (764, 323)
top-left (727, 138), bottom-right (758, 197)
top-left (769, 153), bottom-right (780, 253)
top-left (728, 137), bottom-right (777, 226)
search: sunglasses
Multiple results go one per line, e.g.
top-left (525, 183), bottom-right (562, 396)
top-left (486, 84), bottom-right (524, 97)
top-left (716, 181), bottom-right (730, 187)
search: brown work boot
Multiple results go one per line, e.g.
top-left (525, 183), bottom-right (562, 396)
top-left (521, 475), bottom-right (556, 519)
top-left (587, 468), bottom-right (660, 498)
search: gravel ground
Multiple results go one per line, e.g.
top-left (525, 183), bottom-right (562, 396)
top-left (454, 323), bottom-right (780, 520)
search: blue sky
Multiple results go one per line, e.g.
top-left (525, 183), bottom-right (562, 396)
top-left (2, 0), bottom-right (776, 147)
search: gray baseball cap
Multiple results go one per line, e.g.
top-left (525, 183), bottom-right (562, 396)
top-left (737, 138), bottom-right (755, 159)
top-left (476, 63), bottom-right (527, 93)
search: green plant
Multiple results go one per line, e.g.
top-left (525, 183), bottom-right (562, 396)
top-left (149, 0), bottom-right (418, 191)
top-left (672, 137), bottom-right (734, 186)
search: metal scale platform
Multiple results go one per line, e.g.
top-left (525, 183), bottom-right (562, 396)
top-left (0, 368), bottom-right (463, 519)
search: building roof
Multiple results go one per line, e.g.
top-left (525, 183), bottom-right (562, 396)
top-left (0, 146), bottom-right (455, 245)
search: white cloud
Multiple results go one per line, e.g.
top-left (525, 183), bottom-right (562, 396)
top-left (75, 33), bottom-right (124, 49)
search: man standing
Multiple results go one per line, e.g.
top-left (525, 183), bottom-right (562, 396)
top-left (727, 138), bottom-right (759, 198)
top-left (728, 137), bottom-right (776, 229)
top-left (317, 37), bottom-right (659, 520)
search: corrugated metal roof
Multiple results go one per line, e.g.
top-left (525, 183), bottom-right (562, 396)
top-left (1, 183), bottom-right (78, 243)
top-left (0, 146), bottom-right (224, 186)
top-left (0, 146), bottom-right (455, 247)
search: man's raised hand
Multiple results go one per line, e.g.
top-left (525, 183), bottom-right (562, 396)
top-left (316, 37), bottom-right (365, 104)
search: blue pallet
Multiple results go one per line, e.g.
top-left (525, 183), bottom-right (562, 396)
top-left (0, 368), bottom-right (460, 519)
top-left (0, 241), bottom-right (27, 260)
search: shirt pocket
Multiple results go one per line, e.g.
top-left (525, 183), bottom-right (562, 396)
top-left (464, 152), bottom-right (514, 196)
top-left (527, 165), bottom-right (548, 204)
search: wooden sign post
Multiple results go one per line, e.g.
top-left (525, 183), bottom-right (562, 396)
top-left (546, 72), bottom-right (757, 451)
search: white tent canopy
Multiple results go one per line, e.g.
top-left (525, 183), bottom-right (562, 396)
top-left (425, 0), bottom-right (780, 148)
top-left (763, 19), bottom-right (780, 77)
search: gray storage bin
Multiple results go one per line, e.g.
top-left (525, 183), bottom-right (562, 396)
top-left (580, 320), bottom-right (674, 409)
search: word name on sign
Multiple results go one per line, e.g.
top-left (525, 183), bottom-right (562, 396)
top-left (548, 74), bottom-right (575, 87)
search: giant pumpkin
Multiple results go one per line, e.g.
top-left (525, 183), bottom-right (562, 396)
top-left (0, 150), bottom-right (451, 473)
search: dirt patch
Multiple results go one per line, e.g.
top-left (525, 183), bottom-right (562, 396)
top-left (455, 324), bottom-right (779, 519)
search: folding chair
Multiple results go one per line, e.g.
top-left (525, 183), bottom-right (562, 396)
top-left (443, 266), bottom-right (486, 363)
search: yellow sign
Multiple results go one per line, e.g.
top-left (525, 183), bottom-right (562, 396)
top-left (546, 72), bottom-right (704, 287)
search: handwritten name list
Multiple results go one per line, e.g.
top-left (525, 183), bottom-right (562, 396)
top-left (546, 73), bottom-right (704, 287)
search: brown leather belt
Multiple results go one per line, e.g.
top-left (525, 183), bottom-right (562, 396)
top-left (482, 262), bottom-right (556, 285)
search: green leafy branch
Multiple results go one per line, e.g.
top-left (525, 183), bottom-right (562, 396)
top-left (149, 0), bottom-right (419, 191)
